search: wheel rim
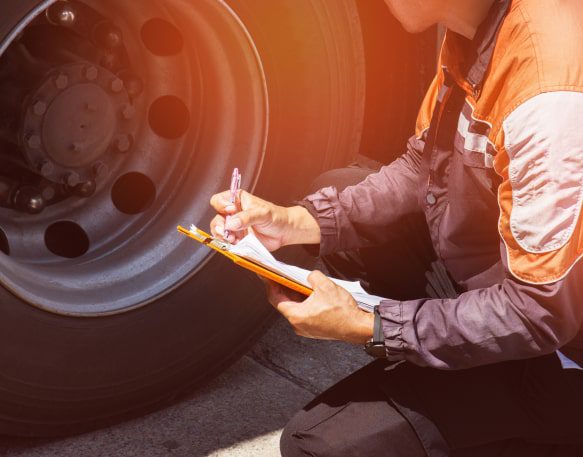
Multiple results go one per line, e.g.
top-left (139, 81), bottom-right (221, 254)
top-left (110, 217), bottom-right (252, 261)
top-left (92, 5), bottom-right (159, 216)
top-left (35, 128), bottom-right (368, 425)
top-left (0, 0), bottom-right (268, 316)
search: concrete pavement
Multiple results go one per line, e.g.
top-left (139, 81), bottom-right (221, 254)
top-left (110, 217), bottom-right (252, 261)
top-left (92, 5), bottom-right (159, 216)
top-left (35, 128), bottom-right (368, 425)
top-left (0, 316), bottom-right (370, 457)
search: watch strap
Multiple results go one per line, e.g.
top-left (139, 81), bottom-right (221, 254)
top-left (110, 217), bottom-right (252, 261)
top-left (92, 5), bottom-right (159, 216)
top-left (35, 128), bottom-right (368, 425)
top-left (364, 306), bottom-right (386, 358)
top-left (373, 305), bottom-right (383, 344)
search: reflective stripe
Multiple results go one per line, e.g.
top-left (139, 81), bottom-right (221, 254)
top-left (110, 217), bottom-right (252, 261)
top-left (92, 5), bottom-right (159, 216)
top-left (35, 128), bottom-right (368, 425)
top-left (456, 101), bottom-right (495, 168)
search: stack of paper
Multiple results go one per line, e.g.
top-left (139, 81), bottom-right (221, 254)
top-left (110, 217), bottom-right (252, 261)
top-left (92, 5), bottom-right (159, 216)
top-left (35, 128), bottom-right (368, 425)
top-left (224, 229), bottom-right (384, 312)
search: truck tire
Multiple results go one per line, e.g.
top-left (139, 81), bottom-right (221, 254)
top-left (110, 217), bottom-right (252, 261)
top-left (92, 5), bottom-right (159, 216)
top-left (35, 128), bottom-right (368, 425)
top-left (0, 0), bottom-right (365, 436)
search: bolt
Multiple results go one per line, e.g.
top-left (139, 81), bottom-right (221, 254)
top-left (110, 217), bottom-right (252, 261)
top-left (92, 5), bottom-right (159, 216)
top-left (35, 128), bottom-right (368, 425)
top-left (55, 73), bottom-right (69, 90)
top-left (13, 187), bottom-right (45, 214)
top-left (74, 180), bottom-right (97, 198)
top-left (42, 186), bottom-right (56, 201)
top-left (93, 22), bottom-right (123, 49)
top-left (37, 160), bottom-right (54, 177)
top-left (47, 2), bottom-right (76, 27)
top-left (32, 101), bottom-right (47, 116)
top-left (110, 78), bottom-right (124, 93)
top-left (122, 74), bottom-right (144, 98)
top-left (58, 7), bottom-right (76, 26)
top-left (114, 134), bottom-right (132, 153)
top-left (122, 104), bottom-right (136, 120)
top-left (27, 134), bottom-right (41, 149)
top-left (63, 172), bottom-right (81, 188)
top-left (92, 161), bottom-right (108, 179)
top-left (101, 52), bottom-right (118, 71)
top-left (84, 66), bottom-right (99, 81)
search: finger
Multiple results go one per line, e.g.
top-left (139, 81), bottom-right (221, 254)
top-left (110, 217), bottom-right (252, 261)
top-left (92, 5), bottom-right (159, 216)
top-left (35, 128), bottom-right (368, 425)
top-left (274, 299), bottom-right (299, 320)
top-left (225, 206), bottom-right (270, 232)
top-left (210, 191), bottom-right (238, 214)
top-left (307, 270), bottom-right (336, 292)
top-left (264, 279), bottom-right (293, 305)
top-left (210, 215), bottom-right (226, 238)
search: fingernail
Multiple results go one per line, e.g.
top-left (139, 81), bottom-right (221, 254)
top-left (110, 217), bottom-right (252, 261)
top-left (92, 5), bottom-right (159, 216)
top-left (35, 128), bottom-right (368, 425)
top-left (225, 205), bottom-right (236, 213)
top-left (226, 217), bottom-right (241, 230)
top-left (216, 225), bottom-right (224, 236)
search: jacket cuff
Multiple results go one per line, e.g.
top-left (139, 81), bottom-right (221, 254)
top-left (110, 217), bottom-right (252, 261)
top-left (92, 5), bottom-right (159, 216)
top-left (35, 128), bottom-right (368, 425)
top-left (379, 300), bottom-right (406, 361)
top-left (293, 199), bottom-right (321, 257)
top-left (300, 186), bottom-right (341, 256)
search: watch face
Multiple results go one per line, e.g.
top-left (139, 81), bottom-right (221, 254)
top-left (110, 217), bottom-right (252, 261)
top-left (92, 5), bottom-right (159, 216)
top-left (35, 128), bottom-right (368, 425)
top-left (365, 343), bottom-right (386, 359)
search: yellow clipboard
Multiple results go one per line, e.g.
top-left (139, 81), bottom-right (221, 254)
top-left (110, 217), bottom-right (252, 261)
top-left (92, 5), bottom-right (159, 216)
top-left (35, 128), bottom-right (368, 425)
top-left (177, 225), bottom-right (312, 297)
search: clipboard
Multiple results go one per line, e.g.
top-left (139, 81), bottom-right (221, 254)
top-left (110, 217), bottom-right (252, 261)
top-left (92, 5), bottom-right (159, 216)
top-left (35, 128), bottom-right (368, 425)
top-left (177, 225), bottom-right (312, 296)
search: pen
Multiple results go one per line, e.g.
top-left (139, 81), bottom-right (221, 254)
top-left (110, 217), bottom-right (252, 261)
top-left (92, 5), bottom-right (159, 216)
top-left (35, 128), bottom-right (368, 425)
top-left (224, 167), bottom-right (241, 240)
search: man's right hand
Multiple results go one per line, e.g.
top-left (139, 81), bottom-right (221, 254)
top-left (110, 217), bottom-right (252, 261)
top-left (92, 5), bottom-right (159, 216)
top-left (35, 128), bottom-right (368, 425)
top-left (209, 191), bottom-right (321, 252)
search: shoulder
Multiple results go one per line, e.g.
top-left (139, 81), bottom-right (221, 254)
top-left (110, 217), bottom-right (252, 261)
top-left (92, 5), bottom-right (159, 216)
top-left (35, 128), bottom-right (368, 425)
top-left (497, 90), bottom-right (583, 284)
top-left (517, 0), bottom-right (583, 88)
top-left (481, 0), bottom-right (583, 133)
top-left (500, 0), bottom-right (583, 92)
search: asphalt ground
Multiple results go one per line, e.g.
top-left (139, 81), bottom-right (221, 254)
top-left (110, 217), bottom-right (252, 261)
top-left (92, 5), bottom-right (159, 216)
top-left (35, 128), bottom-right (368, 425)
top-left (0, 316), bottom-right (370, 457)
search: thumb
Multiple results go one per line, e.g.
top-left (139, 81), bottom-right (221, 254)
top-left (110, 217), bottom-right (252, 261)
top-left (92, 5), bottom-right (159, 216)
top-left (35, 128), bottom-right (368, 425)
top-left (307, 270), bottom-right (333, 291)
top-left (274, 299), bottom-right (299, 320)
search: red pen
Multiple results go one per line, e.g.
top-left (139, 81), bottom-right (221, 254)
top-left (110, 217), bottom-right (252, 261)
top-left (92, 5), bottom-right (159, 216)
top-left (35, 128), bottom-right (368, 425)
top-left (224, 168), bottom-right (241, 240)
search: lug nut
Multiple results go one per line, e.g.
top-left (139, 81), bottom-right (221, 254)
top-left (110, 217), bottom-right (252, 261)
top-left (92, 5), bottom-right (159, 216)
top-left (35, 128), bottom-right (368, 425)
top-left (125, 75), bottom-right (144, 98)
top-left (55, 73), bottom-right (69, 90)
top-left (110, 78), bottom-right (124, 93)
top-left (84, 66), bottom-right (99, 81)
top-left (114, 134), bottom-right (132, 152)
top-left (100, 52), bottom-right (118, 71)
top-left (33, 101), bottom-right (47, 116)
top-left (42, 186), bottom-right (56, 201)
top-left (47, 2), bottom-right (77, 27)
top-left (93, 22), bottom-right (123, 49)
top-left (27, 135), bottom-right (41, 149)
top-left (122, 104), bottom-right (136, 120)
top-left (74, 180), bottom-right (97, 198)
top-left (63, 172), bottom-right (81, 188)
top-left (13, 187), bottom-right (45, 214)
top-left (92, 161), bottom-right (108, 179)
top-left (37, 160), bottom-right (54, 177)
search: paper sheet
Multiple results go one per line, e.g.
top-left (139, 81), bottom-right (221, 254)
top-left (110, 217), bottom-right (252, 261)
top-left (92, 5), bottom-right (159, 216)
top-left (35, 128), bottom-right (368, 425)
top-left (227, 231), bottom-right (384, 312)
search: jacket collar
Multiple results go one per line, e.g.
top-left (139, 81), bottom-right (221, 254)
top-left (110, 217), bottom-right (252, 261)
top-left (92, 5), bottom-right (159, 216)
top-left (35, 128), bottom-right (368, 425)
top-left (442, 0), bottom-right (511, 97)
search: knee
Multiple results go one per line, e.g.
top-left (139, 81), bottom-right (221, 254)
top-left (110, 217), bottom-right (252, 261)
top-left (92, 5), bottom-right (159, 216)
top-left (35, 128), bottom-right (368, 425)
top-left (280, 411), bottom-right (307, 457)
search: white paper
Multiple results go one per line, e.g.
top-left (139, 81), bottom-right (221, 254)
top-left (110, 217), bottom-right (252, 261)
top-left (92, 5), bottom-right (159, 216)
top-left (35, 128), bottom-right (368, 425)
top-left (227, 231), bottom-right (383, 312)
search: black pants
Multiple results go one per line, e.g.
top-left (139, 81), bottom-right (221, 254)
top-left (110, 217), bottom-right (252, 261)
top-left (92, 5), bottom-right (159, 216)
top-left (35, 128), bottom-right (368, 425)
top-left (280, 167), bottom-right (583, 457)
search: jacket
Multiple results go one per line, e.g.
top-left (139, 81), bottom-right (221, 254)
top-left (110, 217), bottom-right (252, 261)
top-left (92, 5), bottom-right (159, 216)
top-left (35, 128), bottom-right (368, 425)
top-left (303, 0), bottom-right (583, 369)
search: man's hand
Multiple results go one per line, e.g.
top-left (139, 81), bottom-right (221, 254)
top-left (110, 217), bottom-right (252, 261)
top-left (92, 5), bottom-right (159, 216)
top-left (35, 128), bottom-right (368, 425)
top-left (210, 190), bottom-right (320, 251)
top-left (265, 271), bottom-right (375, 345)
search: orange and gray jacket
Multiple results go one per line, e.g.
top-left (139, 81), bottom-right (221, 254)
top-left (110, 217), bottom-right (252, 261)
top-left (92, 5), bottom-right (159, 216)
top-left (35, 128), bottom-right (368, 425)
top-left (304, 0), bottom-right (583, 369)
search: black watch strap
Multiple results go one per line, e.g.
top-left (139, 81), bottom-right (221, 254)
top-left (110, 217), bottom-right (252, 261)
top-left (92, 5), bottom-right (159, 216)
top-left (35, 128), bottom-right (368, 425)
top-left (364, 306), bottom-right (386, 358)
top-left (373, 305), bottom-right (383, 343)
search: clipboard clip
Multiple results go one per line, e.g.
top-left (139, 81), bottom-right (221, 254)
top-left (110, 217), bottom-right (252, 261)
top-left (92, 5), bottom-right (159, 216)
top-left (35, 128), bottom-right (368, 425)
top-left (183, 225), bottom-right (230, 251)
top-left (208, 238), bottom-right (230, 251)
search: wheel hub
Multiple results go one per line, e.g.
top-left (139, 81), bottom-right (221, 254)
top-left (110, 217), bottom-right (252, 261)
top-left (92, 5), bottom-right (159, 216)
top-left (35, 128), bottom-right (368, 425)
top-left (43, 83), bottom-right (115, 167)
top-left (20, 62), bottom-right (132, 184)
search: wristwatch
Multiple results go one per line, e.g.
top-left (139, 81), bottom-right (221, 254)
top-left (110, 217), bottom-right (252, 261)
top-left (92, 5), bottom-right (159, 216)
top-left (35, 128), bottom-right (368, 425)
top-left (364, 306), bottom-right (386, 358)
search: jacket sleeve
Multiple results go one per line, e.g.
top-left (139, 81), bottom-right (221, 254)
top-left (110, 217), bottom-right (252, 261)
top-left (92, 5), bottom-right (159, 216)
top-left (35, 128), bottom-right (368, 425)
top-left (379, 257), bottom-right (583, 369)
top-left (302, 134), bottom-right (425, 255)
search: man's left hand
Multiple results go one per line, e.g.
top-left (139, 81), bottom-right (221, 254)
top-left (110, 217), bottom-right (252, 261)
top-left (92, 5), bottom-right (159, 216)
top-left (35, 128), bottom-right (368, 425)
top-left (264, 271), bottom-right (375, 345)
